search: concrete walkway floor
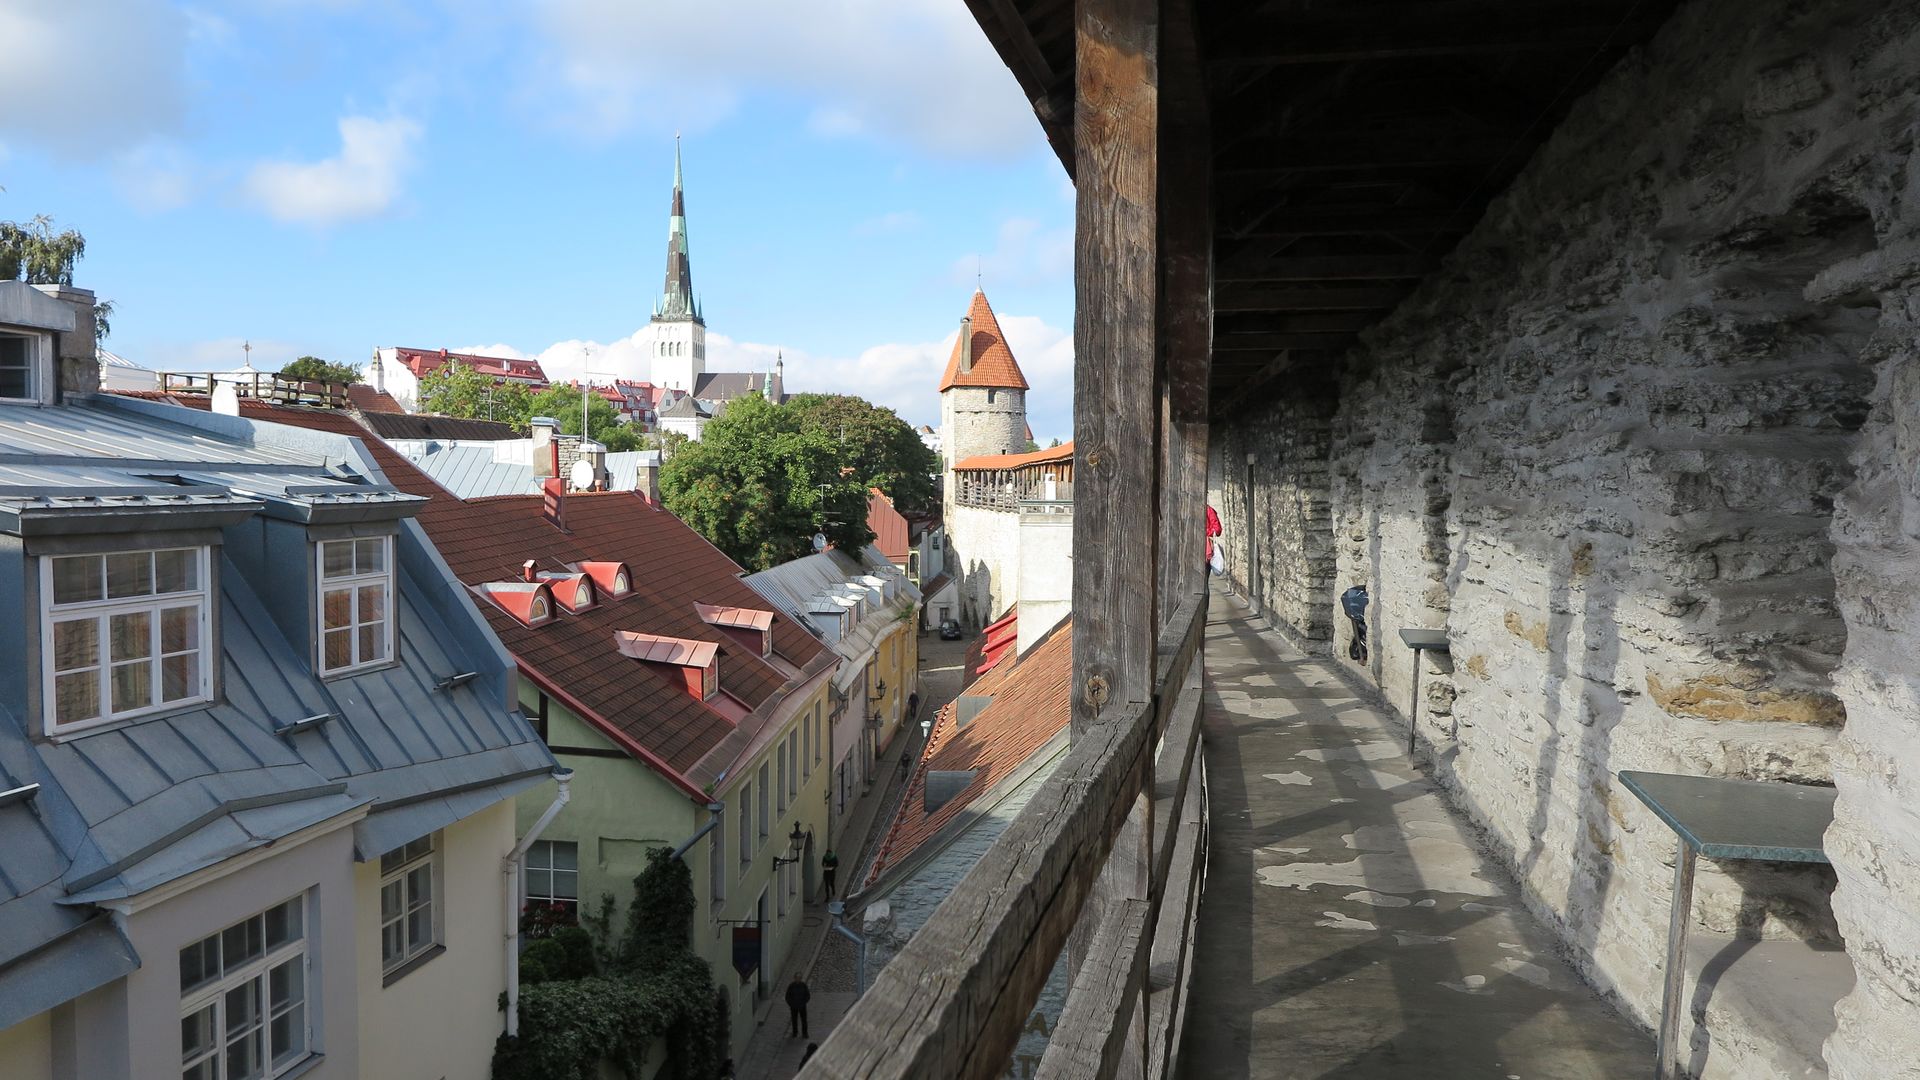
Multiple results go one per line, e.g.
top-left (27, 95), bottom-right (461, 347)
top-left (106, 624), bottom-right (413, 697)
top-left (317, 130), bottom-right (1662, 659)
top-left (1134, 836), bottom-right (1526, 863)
top-left (1180, 589), bottom-right (1652, 1080)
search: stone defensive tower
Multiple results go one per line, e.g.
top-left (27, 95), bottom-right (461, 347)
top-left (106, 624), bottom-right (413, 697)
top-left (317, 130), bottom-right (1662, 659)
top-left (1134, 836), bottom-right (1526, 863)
top-left (938, 289), bottom-right (1030, 513)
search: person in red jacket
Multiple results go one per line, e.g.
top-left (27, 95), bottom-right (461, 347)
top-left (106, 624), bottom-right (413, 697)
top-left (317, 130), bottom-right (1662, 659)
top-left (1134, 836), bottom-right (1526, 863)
top-left (1205, 504), bottom-right (1223, 572)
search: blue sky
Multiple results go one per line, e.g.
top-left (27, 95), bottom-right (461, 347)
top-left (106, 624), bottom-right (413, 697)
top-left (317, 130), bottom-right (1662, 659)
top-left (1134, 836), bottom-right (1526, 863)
top-left (0, 0), bottom-right (1077, 440)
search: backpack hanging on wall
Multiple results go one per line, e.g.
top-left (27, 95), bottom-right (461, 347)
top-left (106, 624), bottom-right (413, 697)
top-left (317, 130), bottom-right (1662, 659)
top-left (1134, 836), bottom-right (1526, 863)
top-left (1339, 585), bottom-right (1369, 662)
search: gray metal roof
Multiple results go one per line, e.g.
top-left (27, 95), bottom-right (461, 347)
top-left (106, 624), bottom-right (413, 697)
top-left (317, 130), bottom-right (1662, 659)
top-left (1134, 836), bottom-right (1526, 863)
top-left (744, 546), bottom-right (921, 688)
top-left (387, 440), bottom-right (540, 498)
top-left (0, 398), bottom-right (555, 1024)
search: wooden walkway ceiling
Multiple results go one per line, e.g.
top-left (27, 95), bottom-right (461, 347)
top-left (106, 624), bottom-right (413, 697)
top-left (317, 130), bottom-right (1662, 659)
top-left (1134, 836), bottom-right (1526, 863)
top-left (963, 0), bottom-right (1681, 415)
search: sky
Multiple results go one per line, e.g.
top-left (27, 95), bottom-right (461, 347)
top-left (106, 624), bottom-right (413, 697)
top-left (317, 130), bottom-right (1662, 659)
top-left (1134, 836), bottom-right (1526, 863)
top-left (0, 0), bottom-right (1078, 442)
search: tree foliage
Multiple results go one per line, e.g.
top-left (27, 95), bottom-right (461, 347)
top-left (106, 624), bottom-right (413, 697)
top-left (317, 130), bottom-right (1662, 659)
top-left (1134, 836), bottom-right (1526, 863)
top-left (280, 355), bottom-right (362, 385)
top-left (416, 365), bottom-right (646, 449)
top-left (495, 848), bottom-right (726, 1080)
top-left (0, 215), bottom-right (84, 285)
top-left (784, 393), bottom-right (940, 515)
top-left (660, 393), bottom-right (875, 572)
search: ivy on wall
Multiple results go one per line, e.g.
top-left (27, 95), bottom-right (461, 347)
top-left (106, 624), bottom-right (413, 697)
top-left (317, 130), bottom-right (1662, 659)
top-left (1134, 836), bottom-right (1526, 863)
top-left (495, 848), bottom-right (728, 1080)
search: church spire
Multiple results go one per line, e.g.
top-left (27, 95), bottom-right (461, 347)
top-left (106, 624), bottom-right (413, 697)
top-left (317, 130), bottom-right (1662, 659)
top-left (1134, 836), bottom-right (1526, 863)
top-left (655, 135), bottom-right (701, 324)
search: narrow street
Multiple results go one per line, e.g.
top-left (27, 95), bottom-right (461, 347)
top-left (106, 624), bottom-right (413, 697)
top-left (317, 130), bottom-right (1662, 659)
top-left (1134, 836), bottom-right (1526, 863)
top-left (737, 629), bottom-right (972, 1079)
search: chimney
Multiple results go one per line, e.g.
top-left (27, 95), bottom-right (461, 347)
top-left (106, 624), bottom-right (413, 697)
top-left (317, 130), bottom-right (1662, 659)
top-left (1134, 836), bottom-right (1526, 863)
top-left (33, 284), bottom-right (98, 399)
top-left (542, 478), bottom-right (566, 531)
top-left (370, 346), bottom-right (384, 392)
top-left (636, 457), bottom-right (661, 504)
top-left (522, 559), bottom-right (537, 582)
top-left (530, 416), bottom-right (559, 478)
top-left (958, 316), bottom-right (973, 374)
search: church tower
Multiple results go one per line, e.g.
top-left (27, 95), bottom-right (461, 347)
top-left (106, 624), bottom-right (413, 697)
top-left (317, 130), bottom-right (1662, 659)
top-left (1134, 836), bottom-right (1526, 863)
top-left (938, 289), bottom-right (1031, 513)
top-left (651, 137), bottom-right (706, 393)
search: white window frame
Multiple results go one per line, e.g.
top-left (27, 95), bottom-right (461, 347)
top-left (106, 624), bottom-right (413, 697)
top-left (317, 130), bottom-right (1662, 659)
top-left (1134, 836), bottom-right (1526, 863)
top-left (378, 834), bottom-right (440, 978)
top-left (710, 806), bottom-right (727, 902)
top-left (0, 329), bottom-right (51, 405)
top-left (523, 839), bottom-right (579, 917)
top-left (787, 736), bottom-right (797, 802)
top-left (41, 547), bottom-right (213, 736)
top-left (179, 895), bottom-right (310, 1080)
top-left (738, 781), bottom-right (753, 873)
top-left (757, 762), bottom-right (770, 841)
top-left (316, 536), bottom-right (395, 676)
top-left (776, 738), bottom-right (789, 813)
top-left (701, 659), bottom-right (718, 701)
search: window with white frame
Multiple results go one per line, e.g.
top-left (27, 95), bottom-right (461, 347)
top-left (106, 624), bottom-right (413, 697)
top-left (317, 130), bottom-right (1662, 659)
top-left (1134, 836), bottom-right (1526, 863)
top-left (757, 762), bottom-right (770, 840)
top-left (710, 807), bottom-right (726, 902)
top-left (379, 834), bottom-right (438, 976)
top-left (0, 331), bottom-right (44, 402)
top-left (777, 738), bottom-right (789, 812)
top-left (787, 736), bottom-right (797, 802)
top-left (317, 537), bottom-right (393, 675)
top-left (44, 547), bottom-right (211, 733)
top-left (814, 703), bottom-right (822, 766)
top-left (802, 712), bottom-right (811, 780)
top-left (179, 895), bottom-right (309, 1080)
top-left (523, 840), bottom-right (578, 917)
top-left (738, 782), bottom-right (753, 869)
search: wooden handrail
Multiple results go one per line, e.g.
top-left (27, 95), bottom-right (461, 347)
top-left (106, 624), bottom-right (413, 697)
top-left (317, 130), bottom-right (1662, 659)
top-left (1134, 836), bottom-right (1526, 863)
top-left (805, 593), bottom-right (1208, 1080)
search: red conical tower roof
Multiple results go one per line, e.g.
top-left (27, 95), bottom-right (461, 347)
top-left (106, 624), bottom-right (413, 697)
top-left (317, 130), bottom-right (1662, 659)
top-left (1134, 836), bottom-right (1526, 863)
top-left (937, 290), bottom-right (1030, 392)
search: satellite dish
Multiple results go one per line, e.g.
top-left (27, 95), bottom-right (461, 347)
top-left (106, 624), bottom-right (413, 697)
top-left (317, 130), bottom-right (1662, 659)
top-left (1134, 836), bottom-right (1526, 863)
top-left (812, 532), bottom-right (828, 553)
top-left (570, 459), bottom-right (596, 491)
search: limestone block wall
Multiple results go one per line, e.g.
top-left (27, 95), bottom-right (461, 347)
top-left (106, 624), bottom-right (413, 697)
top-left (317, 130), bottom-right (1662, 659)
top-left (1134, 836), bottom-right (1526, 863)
top-left (1218, 1), bottom-right (1920, 1075)
top-left (941, 387), bottom-right (1030, 510)
top-left (1212, 378), bottom-right (1339, 651)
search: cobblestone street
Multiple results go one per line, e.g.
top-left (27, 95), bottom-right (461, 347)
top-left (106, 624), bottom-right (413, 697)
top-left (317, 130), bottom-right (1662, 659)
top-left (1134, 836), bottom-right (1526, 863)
top-left (737, 630), bottom-right (972, 1079)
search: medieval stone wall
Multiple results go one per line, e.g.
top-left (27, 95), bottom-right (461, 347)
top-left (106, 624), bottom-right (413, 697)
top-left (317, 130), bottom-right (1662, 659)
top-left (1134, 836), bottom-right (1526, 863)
top-left (1213, 1), bottom-right (1920, 1074)
top-left (948, 502), bottom-right (1023, 628)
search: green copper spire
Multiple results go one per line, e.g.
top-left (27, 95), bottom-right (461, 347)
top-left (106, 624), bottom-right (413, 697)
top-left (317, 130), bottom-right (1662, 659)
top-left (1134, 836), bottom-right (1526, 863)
top-left (655, 135), bottom-right (701, 324)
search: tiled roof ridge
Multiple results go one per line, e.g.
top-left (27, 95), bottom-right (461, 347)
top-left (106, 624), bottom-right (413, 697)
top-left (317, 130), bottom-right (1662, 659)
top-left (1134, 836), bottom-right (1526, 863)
top-left (952, 441), bottom-right (1075, 473)
top-left (936, 289), bottom-right (1031, 392)
top-left (862, 617), bottom-right (1073, 888)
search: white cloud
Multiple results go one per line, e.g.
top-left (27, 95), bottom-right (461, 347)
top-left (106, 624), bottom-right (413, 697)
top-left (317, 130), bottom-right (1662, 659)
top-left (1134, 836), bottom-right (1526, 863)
top-left (243, 115), bottom-right (422, 225)
top-left (459, 307), bottom-right (1075, 439)
top-left (516, 0), bottom-right (1040, 158)
top-left (0, 0), bottom-right (190, 160)
top-left (136, 337), bottom-right (305, 373)
top-left (951, 217), bottom-right (1073, 289)
top-left (114, 140), bottom-right (198, 212)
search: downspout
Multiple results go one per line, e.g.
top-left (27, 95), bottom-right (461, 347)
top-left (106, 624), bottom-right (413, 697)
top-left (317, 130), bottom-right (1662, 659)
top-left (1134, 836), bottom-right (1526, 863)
top-left (505, 769), bottom-right (573, 1038)
top-left (672, 800), bottom-right (726, 860)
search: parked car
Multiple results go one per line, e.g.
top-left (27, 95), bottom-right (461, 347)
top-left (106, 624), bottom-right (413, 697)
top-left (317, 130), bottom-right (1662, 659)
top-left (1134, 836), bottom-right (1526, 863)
top-left (939, 619), bottom-right (964, 640)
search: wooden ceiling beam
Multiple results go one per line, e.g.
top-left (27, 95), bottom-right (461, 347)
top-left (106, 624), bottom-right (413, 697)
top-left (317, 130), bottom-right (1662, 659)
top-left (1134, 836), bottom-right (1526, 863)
top-left (1206, 8), bottom-right (1668, 66)
top-left (1216, 253), bottom-right (1437, 281)
top-left (1215, 133), bottom-right (1543, 175)
top-left (1212, 332), bottom-right (1359, 351)
top-left (1215, 284), bottom-right (1412, 313)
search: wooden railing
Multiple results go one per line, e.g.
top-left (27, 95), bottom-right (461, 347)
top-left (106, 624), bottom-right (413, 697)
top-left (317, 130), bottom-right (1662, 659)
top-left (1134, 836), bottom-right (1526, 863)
top-left (805, 589), bottom-right (1209, 1080)
top-left (158, 371), bottom-right (354, 409)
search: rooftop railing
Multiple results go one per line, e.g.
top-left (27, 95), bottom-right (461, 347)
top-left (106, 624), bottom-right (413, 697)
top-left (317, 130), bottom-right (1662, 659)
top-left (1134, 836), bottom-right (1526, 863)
top-left (157, 372), bottom-right (354, 410)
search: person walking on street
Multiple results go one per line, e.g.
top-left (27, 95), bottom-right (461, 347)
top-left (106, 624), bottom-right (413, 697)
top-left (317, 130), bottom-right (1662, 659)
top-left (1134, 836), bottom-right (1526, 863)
top-left (821, 849), bottom-right (839, 899)
top-left (786, 974), bottom-right (812, 1039)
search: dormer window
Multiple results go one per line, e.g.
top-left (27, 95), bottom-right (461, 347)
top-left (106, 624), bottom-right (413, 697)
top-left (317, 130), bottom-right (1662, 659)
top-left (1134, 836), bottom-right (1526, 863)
top-left (42, 547), bottom-right (212, 733)
top-left (573, 561), bottom-right (632, 599)
top-left (317, 537), bottom-right (394, 675)
top-left (528, 593), bottom-right (551, 623)
top-left (473, 581), bottom-right (556, 628)
top-left (613, 631), bottom-right (720, 702)
top-left (0, 331), bottom-right (45, 402)
top-left (537, 573), bottom-right (595, 614)
top-left (701, 659), bottom-right (718, 701)
top-left (694, 603), bottom-right (774, 658)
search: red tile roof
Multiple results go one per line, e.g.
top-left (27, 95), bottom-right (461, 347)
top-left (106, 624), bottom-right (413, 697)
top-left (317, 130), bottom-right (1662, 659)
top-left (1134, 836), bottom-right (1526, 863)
top-left (952, 441), bottom-right (1074, 472)
top-left (864, 618), bottom-right (1072, 886)
top-left (110, 394), bottom-right (828, 786)
top-left (347, 385), bottom-right (407, 413)
top-left (394, 347), bottom-right (549, 386)
top-left (867, 489), bottom-right (910, 564)
top-left (937, 290), bottom-right (1030, 392)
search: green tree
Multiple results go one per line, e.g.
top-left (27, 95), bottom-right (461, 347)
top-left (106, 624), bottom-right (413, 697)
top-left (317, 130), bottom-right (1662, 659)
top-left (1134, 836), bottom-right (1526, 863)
top-left (784, 393), bottom-right (940, 514)
top-left (660, 393), bottom-right (873, 571)
top-left (280, 355), bottom-right (361, 385)
top-left (0, 215), bottom-right (115, 340)
top-left (0, 215), bottom-right (84, 285)
top-left (417, 362), bottom-right (533, 424)
top-left (525, 383), bottom-right (647, 451)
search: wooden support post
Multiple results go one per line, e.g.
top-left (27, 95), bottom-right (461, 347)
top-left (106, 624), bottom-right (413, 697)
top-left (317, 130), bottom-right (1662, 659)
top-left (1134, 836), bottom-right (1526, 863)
top-left (1071, 4), bottom-right (1162, 1075)
top-left (1157, 0), bottom-right (1212, 613)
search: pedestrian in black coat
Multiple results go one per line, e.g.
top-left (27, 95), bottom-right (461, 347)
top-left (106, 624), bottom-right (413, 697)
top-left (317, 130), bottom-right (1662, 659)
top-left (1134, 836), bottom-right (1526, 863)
top-left (786, 973), bottom-right (812, 1038)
